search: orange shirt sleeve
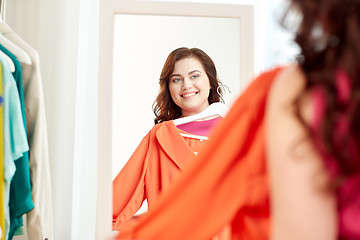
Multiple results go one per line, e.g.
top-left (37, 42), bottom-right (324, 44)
top-left (112, 133), bottom-right (150, 230)
top-left (116, 68), bottom-right (282, 240)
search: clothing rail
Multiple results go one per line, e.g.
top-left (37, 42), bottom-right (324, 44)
top-left (0, 0), bottom-right (5, 22)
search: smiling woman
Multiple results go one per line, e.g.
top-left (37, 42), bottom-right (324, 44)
top-left (110, 6), bottom-right (253, 181)
top-left (111, 13), bottom-right (244, 183)
top-left (112, 47), bottom-right (231, 239)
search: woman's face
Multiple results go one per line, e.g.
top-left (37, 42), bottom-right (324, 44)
top-left (169, 56), bottom-right (211, 117)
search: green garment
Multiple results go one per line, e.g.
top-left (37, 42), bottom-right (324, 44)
top-left (0, 44), bottom-right (34, 240)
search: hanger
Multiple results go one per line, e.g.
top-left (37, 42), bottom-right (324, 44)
top-left (0, 33), bottom-right (32, 65)
top-left (0, 0), bottom-right (23, 68)
top-left (173, 102), bottom-right (229, 126)
top-left (0, 0), bottom-right (5, 24)
top-left (0, 1), bottom-right (32, 66)
top-left (180, 133), bottom-right (209, 141)
top-left (0, 20), bottom-right (13, 34)
top-left (0, 48), bottom-right (15, 72)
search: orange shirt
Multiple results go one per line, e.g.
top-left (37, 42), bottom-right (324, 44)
top-left (113, 120), bottom-right (207, 230)
top-left (116, 67), bottom-right (283, 240)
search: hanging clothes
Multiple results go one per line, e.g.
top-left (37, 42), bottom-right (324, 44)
top-left (0, 63), bottom-right (5, 240)
top-left (0, 44), bottom-right (34, 240)
top-left (0, 54), bottom-right (30, 240)
top-left (0, 23), bottom-right (54, 240)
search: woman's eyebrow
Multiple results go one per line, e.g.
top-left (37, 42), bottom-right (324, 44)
top-left (170, 73), bottom-right (181, 78)
top-left (170, 70), bottom-right (201, 78)
top-left (189, 70), bottom-right (201, 75)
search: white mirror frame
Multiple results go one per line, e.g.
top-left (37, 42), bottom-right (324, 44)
top-left (97, 1), bottom-right (254, 238)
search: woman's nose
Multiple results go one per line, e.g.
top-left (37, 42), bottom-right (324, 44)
top-left (181, 78), bottom-right (192, 90)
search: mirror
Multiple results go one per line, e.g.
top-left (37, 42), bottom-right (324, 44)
top-left (112, 14), bottom-right (243, 179)
top-left (112, 12), bottom-right (244, 216)
top-left (98, 1), bottom-right (254, 238)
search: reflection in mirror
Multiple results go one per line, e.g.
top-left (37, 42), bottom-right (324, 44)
top-left (112, 14), bottom-right (243, 222)
top-left (112, 14), bottom-right (242, 180)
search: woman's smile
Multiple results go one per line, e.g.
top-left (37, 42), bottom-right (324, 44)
top-left (181, 91), bottom-right (198, 98)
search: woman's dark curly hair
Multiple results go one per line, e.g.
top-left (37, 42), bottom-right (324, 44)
top-left (153, 47), bottom-right (224, 124)
top-left (282, 0), bottom-right (360, 180)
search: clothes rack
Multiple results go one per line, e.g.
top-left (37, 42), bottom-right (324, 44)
top-left (0, 0), bottom-right (5, 22)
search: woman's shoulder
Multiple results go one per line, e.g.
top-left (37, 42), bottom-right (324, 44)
top-left (148, 120), bottom-right (174, 133)
top-left (268, 64), bottom-right (306, 102)
top-left (267, 63), bottom-right (313, 124)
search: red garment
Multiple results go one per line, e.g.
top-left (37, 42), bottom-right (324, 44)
top-left (116, 67), bottom-right (283, 240)
top-left (112, 120), bottom-right (207, 230)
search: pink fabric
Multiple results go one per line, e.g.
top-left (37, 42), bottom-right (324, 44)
top-left (312, 69), bottom-right (360, 239)
top-left (176, 116), bottom-right (222, 136)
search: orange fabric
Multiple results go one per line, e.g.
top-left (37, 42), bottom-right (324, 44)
top-left (116, 67), bottom-right (283, 240)
top-left (113, 121), bottom-right (208, 230)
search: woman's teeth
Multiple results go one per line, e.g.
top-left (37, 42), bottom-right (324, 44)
top-left (182, 92), bottom-right (196, 97)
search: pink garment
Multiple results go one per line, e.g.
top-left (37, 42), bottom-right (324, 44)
top-left (312, 69), bottom-right (360, 239)
top-left (176, 116), bottom-right (222, 136)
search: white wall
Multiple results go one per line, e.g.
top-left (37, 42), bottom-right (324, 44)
top-left (260, 0), bottom-right (299, 68)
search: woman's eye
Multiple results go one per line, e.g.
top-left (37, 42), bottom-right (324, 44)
top-left (172, 78), bottom-right (182, 83)
top-left (191, 75), bottom-right (199, 79)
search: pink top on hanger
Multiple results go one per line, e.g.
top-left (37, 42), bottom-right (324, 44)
top-left (176, 116), bottom-right (222, 136)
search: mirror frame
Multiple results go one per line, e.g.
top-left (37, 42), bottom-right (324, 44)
top-left (97, 1), bottom-right (254, 238)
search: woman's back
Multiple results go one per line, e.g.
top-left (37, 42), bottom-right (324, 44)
top-left (266, 64), bottom-right (360, 239)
